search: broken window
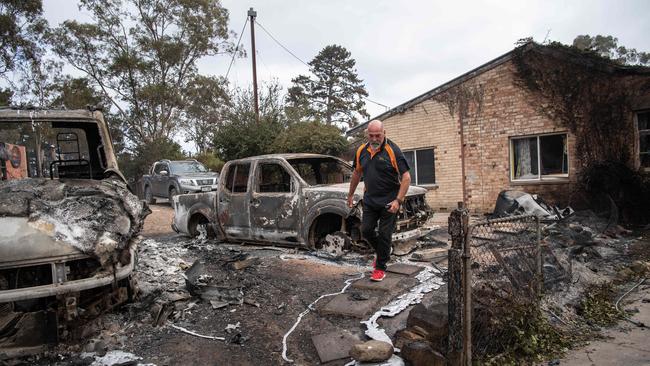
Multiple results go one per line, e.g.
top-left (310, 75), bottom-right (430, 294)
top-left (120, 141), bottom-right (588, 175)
top-left (257, 163), bottom-right (291, 193)
top-left (638, 111), bottom-right (650, 169)
top-left (510, 133), bottom-right (568, 181)
top-left (233, 164), bottom-right (250, 193)
top-left (0, 122), bottom-right (95, 180)
top-left (403, 148), bottom-right (435, 185)
top-left (287, 157), bottom-right (352, 185)
top-left (223, 163), bottom-right (250, 193)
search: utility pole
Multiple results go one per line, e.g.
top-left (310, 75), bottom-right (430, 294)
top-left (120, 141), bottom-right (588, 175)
top-left (248, 7), bottom-right (259, 123)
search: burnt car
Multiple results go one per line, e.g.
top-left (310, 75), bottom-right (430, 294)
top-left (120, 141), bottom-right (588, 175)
top-left (172, 153), bottom-right (433, 253)
top-left (0, 108), bottom-right (146, 357)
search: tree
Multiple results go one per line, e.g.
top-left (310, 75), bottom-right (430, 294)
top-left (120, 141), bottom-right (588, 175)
top-left (286, 44), bottom-right (369, 129)
top-left (0, 0), bottom-right (47, 77)
top-left (118, 136), bottom-right (185, 182)
top-left (179, 75), bottom-right (230, 154)
top-left (272, 121), bottom-right (347, 156)
top-left (572, 34), bottom-right (650, 66)
top-left (49, 0), bottom-right (236, 147)
top-left (213, 82), bottom-right (287, 161)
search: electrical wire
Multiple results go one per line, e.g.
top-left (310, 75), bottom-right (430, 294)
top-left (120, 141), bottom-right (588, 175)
top-left (226, 17), bottom-right (249, 80)
top-left (254, 20), bottom-right (390, 111)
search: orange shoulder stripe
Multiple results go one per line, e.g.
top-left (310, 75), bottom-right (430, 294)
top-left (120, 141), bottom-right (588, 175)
top-left (384, 143), bottom-right (399, 175)
top-left (355, 144), bottom-right (366, 172)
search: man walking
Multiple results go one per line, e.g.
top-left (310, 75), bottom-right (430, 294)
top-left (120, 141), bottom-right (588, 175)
top-left (347, 120), bottom-right (411, 281)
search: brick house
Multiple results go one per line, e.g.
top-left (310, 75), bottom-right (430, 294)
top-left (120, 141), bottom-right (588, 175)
top-left (347, 43), bottom-right (650, 213)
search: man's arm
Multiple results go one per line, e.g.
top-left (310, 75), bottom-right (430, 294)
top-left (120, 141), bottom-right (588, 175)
top-left (347, 169), bottom-right (362, 208)
top-left (388, 171), bottom-right (411, 213)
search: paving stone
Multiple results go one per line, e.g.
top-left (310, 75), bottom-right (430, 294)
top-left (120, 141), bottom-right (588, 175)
top-left (387, 263), bottom-right (424, 276)
top-left (319, 293), bottom-right (380, 318)
top-left (311, 330), bottom-right (362, 363)
top-left (351, 275), bottom-right (404, 292)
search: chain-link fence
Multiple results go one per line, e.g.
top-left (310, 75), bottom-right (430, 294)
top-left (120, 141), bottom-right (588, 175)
top-left (447, 207), bottom-right (544, 365)
top-left (469, 215), bottom-right (541, 358)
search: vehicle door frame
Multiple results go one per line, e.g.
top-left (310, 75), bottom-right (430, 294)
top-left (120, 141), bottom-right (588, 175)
top-left (216, 161), bottom-right (252, 241)
top-left (152, 162), bottom-right (168, 197)
top-left (249, 158), bottom-right (302, 244)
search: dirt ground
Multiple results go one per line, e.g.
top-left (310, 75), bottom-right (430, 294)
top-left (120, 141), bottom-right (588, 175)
top-left (10, 204), bottom-right (650, 366)
top-left (17, 203), bottom-right (447, 366)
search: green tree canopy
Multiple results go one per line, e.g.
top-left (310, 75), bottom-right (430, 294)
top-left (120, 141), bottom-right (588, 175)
top-left (0, 0), bottom-right (46, 76)
top-left (286, 44), bottom-right (369, 129)
top-left (572, 34), bottom-right (650, 66)
top-left (179, 75), bottom-right (230, 154)
top-left (119, 136), bottom-right (185, 182)
top-left (49, 0), bottom-right (236, 147)
top-left (213, 82), bottom-right (286, 161)
top-left (272, 121), bottom-right (348, 156)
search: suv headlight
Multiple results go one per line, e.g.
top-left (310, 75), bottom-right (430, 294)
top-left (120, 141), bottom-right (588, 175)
top-left (179, 179), bottom-right (195, 186)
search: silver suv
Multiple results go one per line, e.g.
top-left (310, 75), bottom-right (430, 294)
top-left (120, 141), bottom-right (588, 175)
top-left (143, 159), bottom-right (219, 203)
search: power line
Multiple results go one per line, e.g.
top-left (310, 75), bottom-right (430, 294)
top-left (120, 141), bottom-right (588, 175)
top-left (255, 20), bottom-right (390, 111)
top-left (226, 17), bottom-right (249, 79)
top-left (255, 20), bottom-right (310, 68)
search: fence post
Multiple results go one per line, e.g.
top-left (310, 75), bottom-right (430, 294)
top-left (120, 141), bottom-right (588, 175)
top-left (462, 208), bottom-right (471, 366)
top-left (448, 202), bottom-right (469, 366)
top-left (535, 216), bottom-right (542, 296)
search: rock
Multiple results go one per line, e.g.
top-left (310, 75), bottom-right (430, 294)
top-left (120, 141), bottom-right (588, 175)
top-left (349, 340), bottom-right (393, 362)
top-left (407, 303), bottom-right (448, 341)
top-left (394, 329), bottom-right (425, 349)
top-left (401, 341), bottom-right (446, 366)
top-left (630, 261), bottom-right (648, 274)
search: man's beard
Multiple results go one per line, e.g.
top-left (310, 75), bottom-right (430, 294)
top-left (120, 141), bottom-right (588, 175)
top-left (370, 142), bottom-right (381, 149)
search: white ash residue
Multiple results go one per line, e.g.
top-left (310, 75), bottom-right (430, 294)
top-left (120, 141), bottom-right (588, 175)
top-left (0, 178), bottom-right (150, 266)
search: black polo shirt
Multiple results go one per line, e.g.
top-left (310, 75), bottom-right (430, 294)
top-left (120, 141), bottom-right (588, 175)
top-left (353, 138), bottom-right (410, 209)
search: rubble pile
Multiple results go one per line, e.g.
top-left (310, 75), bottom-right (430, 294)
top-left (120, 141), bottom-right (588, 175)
top-left (0, 178), bottom-right (150, 266)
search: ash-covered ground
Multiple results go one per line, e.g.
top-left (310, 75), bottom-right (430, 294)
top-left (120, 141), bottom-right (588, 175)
top-left (16, 204), bottom-right (448, 366)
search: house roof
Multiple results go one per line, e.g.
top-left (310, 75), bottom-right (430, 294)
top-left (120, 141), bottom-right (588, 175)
top-left (346, 42), bottom-right (650, 136)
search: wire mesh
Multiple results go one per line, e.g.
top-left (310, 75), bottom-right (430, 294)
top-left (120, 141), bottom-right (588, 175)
top-left (467, 215), bottom-right (541, 358)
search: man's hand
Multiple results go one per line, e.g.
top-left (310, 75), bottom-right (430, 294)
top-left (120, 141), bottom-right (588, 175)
top-left (387, 199), bottom-right (400, 213)
top-left (347, 195), bottom-right (354, 208)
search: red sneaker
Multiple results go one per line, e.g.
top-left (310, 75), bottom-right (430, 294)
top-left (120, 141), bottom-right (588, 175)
top-left (370, 269), bottom-right (385, 282)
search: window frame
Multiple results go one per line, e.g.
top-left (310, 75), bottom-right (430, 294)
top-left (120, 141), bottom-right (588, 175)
top-left (636, 110), bottom-right (650, 172)
top-left (222, 163), bottom-right (251, 194)
top-left (509, 132), bottom-right (569, 182)
top-left (255, 161), bottom-right (295, 194)
top-left (403, 147), bottom-right (436, 186)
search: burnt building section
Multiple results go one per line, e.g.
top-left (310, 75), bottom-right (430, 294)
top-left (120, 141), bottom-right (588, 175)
top-left (347, 43), bottom-right (650, 214)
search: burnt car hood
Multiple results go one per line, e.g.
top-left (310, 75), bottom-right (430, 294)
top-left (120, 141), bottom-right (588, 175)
top-left (0, 217), bottom-right (85, 268)
top-left (303, 182), bottom-right (428, 198)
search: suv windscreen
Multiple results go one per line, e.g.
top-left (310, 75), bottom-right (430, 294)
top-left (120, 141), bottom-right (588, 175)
top-left (287, 157), bottom-right (352, 186)
top-left (0, 121), bottom-right (103, 180)
top-left (169, 161), bottom-right (208, 174)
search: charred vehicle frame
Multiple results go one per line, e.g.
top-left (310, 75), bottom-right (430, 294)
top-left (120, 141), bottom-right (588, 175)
top-left (173, 154), bottom-right (434, 253)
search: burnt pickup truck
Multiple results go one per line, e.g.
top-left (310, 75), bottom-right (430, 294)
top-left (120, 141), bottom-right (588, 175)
top-left (0, 108), bottom-right (147, 357)
top-left (172, 153), bottom-right (433, 253)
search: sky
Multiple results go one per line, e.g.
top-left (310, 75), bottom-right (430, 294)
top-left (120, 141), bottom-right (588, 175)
top-left (41, 0), bottom-right (650, 120)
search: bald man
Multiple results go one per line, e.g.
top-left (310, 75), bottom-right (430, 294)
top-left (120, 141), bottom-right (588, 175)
top-left (347, 120), bottom-right (411, 281)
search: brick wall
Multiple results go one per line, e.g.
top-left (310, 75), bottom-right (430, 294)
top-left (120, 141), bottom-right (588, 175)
top-left (381, 98), bottom-right (463, 212)
top-left (381, 60), bottom-right (579, 213)
top-left (380, 58), bottom-right (645, 213)
top-left (461, 61), bottom-right (580, 212)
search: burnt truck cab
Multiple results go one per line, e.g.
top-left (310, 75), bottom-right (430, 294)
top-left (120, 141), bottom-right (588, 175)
top-left (209, 153), bottom-right (433, 252)
top-left (0, 108), bottom-right (137, 357)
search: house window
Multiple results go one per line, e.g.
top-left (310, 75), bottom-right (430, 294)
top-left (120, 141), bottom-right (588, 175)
top-left (403, 148), bottom-right (435, 185)
top-left (510, 133), bottom-right (568, 181)
top-left (638, 111), bottom-right (650, 169)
